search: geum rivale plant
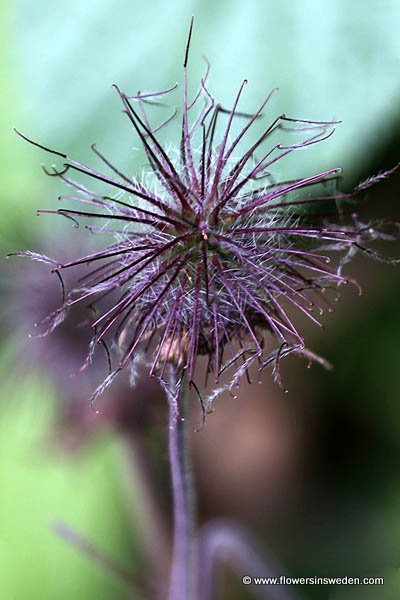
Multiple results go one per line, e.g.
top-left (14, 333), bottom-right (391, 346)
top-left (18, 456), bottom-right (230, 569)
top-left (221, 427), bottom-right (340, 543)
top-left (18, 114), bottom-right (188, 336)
top-left (12, 19), bottom-right (399, 600)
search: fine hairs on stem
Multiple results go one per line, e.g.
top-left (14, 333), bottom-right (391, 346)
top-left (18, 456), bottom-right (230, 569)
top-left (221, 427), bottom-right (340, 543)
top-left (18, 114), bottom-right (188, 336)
top-left (165, 367), bottom-right (197, 600)
top-left (164, 368), bottom-right (301, 600)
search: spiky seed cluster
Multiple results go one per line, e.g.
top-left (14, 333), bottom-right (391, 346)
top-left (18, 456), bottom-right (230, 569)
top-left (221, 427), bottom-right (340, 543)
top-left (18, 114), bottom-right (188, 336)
top-left (14, 25), bottom-right (399, 412)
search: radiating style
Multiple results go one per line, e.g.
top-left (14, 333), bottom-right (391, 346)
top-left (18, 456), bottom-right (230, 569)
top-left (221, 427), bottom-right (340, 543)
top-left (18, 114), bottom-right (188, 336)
top-left (13, 22), bottom-right (399, 414)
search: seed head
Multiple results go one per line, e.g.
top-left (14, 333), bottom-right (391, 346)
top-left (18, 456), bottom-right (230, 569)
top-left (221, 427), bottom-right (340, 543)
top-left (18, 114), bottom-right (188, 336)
top-left (13, 21), bottom-right (399, 414)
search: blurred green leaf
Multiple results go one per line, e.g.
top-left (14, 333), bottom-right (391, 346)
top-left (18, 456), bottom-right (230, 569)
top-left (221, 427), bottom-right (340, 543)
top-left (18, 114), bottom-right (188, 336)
top-left (0, 356), bottom-right (136, 600)
top-left (12, 0), bottom-right (400, 179)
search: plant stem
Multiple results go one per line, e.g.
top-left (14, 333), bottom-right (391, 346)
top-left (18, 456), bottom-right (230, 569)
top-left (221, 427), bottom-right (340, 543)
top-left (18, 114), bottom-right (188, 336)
top-left (51, 520), bottom-right (142, 592)
top-left (121, 434), bottom-right (170, 597)
top-left (198, 519), bottom-right (300, 600)
top-left (168, 372), bottom-right (196, 600)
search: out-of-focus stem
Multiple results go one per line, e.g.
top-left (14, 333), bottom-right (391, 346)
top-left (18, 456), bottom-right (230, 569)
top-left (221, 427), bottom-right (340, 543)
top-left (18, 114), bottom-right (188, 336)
top-left (52, 520), bottom-right (143, 594)
top-left (168, 374), bottom-right (196, 600)
top-left (198, 518), bottom-right (299, 600)
top-left (121, 433), bottom-right (170, 598)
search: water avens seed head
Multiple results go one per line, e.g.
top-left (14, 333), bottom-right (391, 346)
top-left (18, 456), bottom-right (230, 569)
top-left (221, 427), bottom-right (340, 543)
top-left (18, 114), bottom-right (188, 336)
top-left (12, 20), bottom-right (399, 413)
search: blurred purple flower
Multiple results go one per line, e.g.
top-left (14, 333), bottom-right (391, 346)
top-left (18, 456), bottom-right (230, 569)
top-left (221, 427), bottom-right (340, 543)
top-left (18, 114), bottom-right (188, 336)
top-left (12, 28), bottom-right (399, 414)
top-left (6, 238), bottom-right (164, 449)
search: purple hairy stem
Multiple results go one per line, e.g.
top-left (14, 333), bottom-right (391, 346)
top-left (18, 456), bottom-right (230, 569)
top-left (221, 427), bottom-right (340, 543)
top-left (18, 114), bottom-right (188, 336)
top-left (167, 369), bottom-right (197, 600)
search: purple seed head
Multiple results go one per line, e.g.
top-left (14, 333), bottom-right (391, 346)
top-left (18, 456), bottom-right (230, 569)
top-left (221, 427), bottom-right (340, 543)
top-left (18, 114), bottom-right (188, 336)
top-left (13, 21), bottom-right (399, 413)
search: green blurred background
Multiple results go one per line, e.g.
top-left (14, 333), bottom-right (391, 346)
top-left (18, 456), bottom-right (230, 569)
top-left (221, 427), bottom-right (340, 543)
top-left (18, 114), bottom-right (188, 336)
top-left (1, 1), bottom-right (400, 598)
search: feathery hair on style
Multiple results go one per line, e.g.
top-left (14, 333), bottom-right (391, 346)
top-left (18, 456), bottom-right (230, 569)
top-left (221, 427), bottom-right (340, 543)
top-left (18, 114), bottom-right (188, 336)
top-left (13, 18), bottom-right (399, 415)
